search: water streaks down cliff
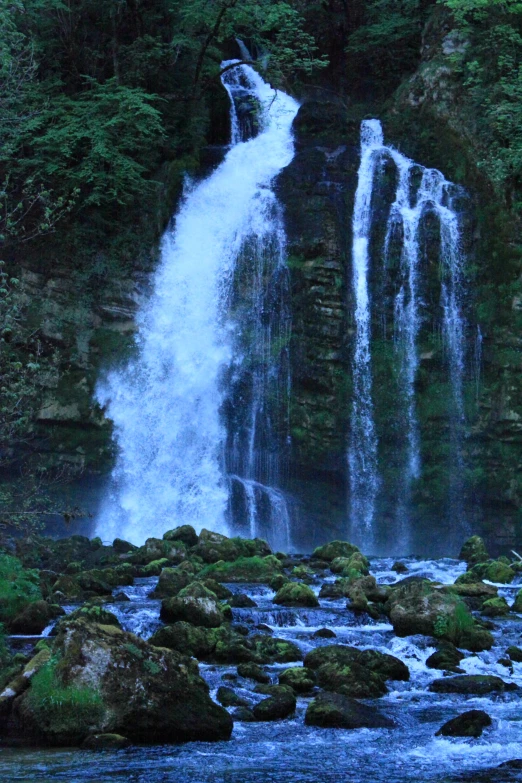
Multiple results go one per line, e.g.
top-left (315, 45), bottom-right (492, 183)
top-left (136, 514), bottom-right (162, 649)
top-left (95, 63), bottom-right (299, 546)
top-left (349, 120), bottom-right (467, 550)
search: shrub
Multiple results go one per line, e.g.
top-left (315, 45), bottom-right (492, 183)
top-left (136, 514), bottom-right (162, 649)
top-left (0, 554), bottom-right (41, 623)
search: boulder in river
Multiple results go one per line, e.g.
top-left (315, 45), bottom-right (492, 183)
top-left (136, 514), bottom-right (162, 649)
top-left (199, 555), bottom-right (283, 583)
top-left (425, 641), bottom-right (464, 672)
top-left (163, 525), bottom-right (199, 548)
top-left (252, 685), bottom-right (296, 721)
top-left (82, 733), bottom-right (131, 750)
top-left (10, 601), bottom-right (64, 635)
top-left (278, 666), bottom-right (316, 693)
top-left (304, 644), bottom-right (408, 698)
top-left (305, 692), bottom-right (395, 729)
top-left (160, 582), bottom-right (225, 627)
top-left (149, 621), bottom-right (215, 658)
top-left (273, 582), bottom-right (319, 607)
top-left (237, 662), bottom-right (270, 683)
top-left (512, 588), bottom-right (522, 613)
top-left (436, 709), bottom-right (492, 738)
top-left (429, 675), bottom-right (518, 695)
top-left (193, 530), bottom-right (271, 565)
top-left (216, 686), bottom-right (248, 707)
top-left (312, 541), bottom-right (360, 562)
top-left (16, 619), bottom-right (232, 745)
top-left (149, 567), bottom-right (192, 598)
top-left (506, 645), bottom-right (522, 663)
top-left (481, 596), bottom-right (510, 617)
top-left (458, 536), bottom-right (489, 567)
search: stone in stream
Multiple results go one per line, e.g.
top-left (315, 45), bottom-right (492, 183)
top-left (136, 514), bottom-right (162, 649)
top-left (237, 662), bottom-right (270, 684)
top-left (436, 709), bottom-right (492, 738)
top-left (426, 642), bottom-right (464, 672)
top-left (481, 596), bottom-right (510, 617)
top-left (385, 579), bottom-right (494, 651)
top-left (163, 524), bottom-right (199, 548)
top-left (199, 555), bottom-right (283, 583)
top-left (278, 666), bottom-right (316, 693)
top-left (312, 541), bottom-right (360, 562)
top-left (313, 628), bottom-right (336, 638)
top-left (512, 588), bottom-right (522, 613)
top-left (273, 582), bottom-right (319, 607)
top-left (252, 685), bottom-right (296, 721)
top-left (129, 537), bottom-right (187, 566)
top-left (506, 645), bottom-right (522, 663)
top-left (193, 530), bottom-right (271, 565)
top-left (456, 559), bottom-right (515, 585)
top-left (229, 593), bottom-right (258, 608)
top-left (392, 561), bottom-right (408, 574)
top-left (303, 645), bottom-right (408, 699)
top-left (458, 536), bottom-right (489, 567)
top-left (149, 621), bottom-right (215, 658)
top-left (429, 675), bottom-right (518, 695)
top-left (160, 582), bottom-right (225, 627)
top-left (216, 686), bottom-right (248, 707)
top-left (112, 538), bottom-right (138, 555)
top-left (231, 706), bottom-right (256, 722)
top-left (305, 693), bottom-right (395, 730)
top-left (15, 619), bottom-right (232, 745)
top-left (269, 574), bottom-right (289, 591)
top-left (82, 733), bottom-right (131, 750)
top-left (10, 601), bottom-right (64, 635)
top-left (149, 567), bottom-right (192, 598)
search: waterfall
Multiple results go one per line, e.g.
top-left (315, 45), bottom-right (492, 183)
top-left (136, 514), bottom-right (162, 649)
top-left (95, 61), bottom-right (299, 545)
top-left (349, 119), bottom-right (467, 547)
top-left (348, 120), bottom-right (383, 544)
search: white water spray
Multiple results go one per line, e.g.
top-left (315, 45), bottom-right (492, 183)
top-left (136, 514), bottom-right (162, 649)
top-left (96, 62), bottom-right (299, 544)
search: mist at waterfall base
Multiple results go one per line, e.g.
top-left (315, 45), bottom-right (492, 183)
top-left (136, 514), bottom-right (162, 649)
top-left (95, 62), bottom-right (299, 551)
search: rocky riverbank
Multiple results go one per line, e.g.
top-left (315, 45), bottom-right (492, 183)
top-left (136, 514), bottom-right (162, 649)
top-left (0, 530), bottom-right (521, 781)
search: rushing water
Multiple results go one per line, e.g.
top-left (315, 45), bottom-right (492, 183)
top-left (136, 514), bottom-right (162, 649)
top-left (3, 557), bottom-right (522, 783)
top-left (95, 64), bottom-right (299, 546)
top-left (349, 121), bottom-right (468, 550)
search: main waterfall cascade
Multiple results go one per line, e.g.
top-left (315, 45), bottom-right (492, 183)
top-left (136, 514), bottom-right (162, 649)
top-left (349, 119), bottom-right (469, 551)
top-left (95, 62), bottom-right (299, 548)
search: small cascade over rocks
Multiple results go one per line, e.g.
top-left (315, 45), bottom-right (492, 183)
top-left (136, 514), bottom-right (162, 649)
top-left (349, 120), bottom-right (468, 551)
top-left (95, 62), bottom-right (299, 546)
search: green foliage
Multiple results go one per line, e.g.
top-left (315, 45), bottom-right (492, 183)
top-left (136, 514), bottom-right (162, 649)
top-left (345, 0), bottom-right (427, 90)
top-left (440, 0), bottom-right (522, 198)
top-left (27, 657), bottom-right (105, 734)
top-left (0, 554), bottom-right (41, 623)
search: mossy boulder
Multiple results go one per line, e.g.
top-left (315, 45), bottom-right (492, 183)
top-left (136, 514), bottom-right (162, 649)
top-left (459, 536), bottom-right (489, 567)
top-left (10, 601), bottom-right (64, 635)
top-left (237, 662), bottom-right (270, 684)
top-left (63, 605), bottom-right (121, 629)
top-left (148, 567), bottom-right (192, 599)
top-left (193, 530), bottom-right (271, 565)
top-left (163, 525), bottom-right (198, 548)
top-left (278, 666), bottom-right (316, 693)
top-left (130, 538), bottom-right (187, 566)
top-left (429, 675), bottom-right (517, 695)
top-left (0, 648), bottom-right (51, 718)
top-left (229, 593), bottom-right (257, 608)
top-left (112, 539), bottom-right (138, 555)
top-left (199, 555), bottom-right (283, 583)
top-left (482, 596), bottom-right (510, 617)
top-left (385, 579), bottom-right (493, 651)
top-left (512, 588), bottom-right (522, 612)
top-left (436, 710), bottom-right (491, 738)
top-left (138, 558), bottom-right (171, 577)
top-left (16, 620), bottom-right (232, 745)
top-left (506, 645), bottom-right (522, 662)
top-left (319, 579), bottom-right (353, 599)
top-left (199, 579), bottom-right (233, 600)
top-left (273, 582), bottom-right (319, 607)
top-left (456, 560), bottom-right (515, 585)
top-left (75, 571), bottom-right (113, 596)
top-left (216, 686), bottom-right (248, 708)
top-left (149, 621), bottom-right (215, 658)
top-left (160, 582), bottom-right (225, 628)
top-left (249, 635), bottom-right (302, 664)
top-left (252, 686), bottom-right (296, 721)
top-left (269, 574), bottom-right (289, 591)
top-left (303, 645), bottom-right (408, 698)
top-left (51, 575), bottom-right (84, 601)
top-left (333, 552), bottom-right (370, 580)
top-left (425, 642), bottom-right (464, 672)
top-left (312, 541), bottom-right (360, 562)
top-left (305, 692), bottom-right (395, 730)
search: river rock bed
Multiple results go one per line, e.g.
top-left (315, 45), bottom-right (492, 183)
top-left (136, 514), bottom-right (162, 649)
top-left (0, 530), bottom-right (521, 782)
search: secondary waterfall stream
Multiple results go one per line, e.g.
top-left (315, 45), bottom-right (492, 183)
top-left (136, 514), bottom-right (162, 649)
top-left (349, 120), bottom-right (467, 550)
top-left (95, 62), bottom-right (299, 547)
